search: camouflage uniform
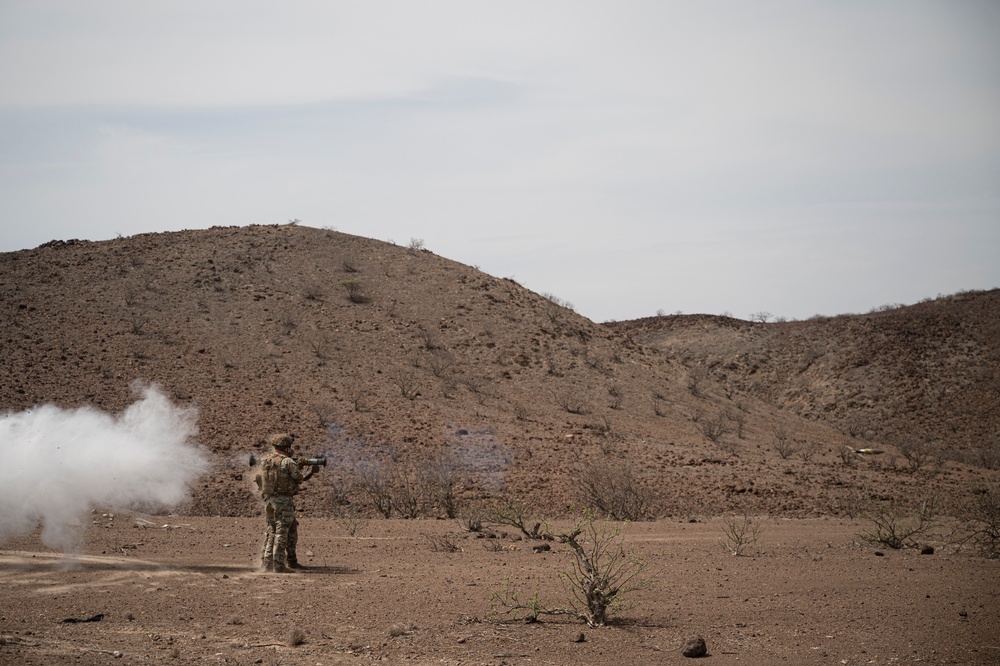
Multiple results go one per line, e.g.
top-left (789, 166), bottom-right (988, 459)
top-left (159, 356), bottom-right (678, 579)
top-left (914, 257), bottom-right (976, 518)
top-left (256, 434), bottom-right (307, 572)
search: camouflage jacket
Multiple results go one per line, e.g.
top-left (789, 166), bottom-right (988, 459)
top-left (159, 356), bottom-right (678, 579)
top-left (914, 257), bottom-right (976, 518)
top-left (257, 452), bottom-right (303, 498)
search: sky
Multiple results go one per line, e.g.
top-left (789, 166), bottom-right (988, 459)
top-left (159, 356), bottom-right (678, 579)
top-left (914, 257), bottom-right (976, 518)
top-left (1, 1), bottom-right (998, 323)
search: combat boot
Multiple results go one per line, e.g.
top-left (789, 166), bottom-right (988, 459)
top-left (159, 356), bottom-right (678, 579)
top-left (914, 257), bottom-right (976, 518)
top-left (262, 559), bottom-right (274, 572)
top-left (286, 559), bottom-right (306, 570)
top-left (273, 561), bottom-right (294, 574)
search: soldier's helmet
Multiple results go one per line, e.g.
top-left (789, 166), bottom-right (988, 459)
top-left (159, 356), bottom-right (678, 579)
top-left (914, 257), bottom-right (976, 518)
top-left (268, 433), bottom-right (295, 451)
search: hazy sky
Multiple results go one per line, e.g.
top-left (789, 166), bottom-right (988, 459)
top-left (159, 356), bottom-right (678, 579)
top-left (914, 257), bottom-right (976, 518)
top-left (1, 1), bottom-right (998, 322)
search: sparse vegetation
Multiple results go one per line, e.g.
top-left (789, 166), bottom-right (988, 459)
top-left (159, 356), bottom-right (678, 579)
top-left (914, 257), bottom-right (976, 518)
top-left (338, 278), bottom-right (371, 303)
top-left (487, 496), bottom-right (546, 540)
top-left (721, 507), bottom-right (764, 556)
top-left (773, 426), bottom-right (797, 459)
top-left (897, 438), bottom-right (938, 472)
top-left (425, 533), bottom-right (461, 552)
top-left (859, 497), bottom-right (938, 550)
top-left (575, 459), bottom-right (654, 522)
top-left (490, 511), bottom-right (649, 627)
top-left (554, 389), bottom-right (589, 415)
top-left (954, 485), bottom-right (1000, 559)
top-left (700, 412), bottom-right (728, 445)
top-left (335, 504), bottom-right (368, 537)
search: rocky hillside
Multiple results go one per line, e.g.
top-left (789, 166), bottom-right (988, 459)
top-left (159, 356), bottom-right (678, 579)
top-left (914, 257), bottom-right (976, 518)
top-left (2, 224), bottom-right (995, 519)
top-left (608, 291), bottom-right (1000, 469)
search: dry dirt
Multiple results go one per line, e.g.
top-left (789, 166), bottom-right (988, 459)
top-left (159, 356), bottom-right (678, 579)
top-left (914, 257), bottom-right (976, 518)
top-left (2, 513), bottom-right (999, 665)
top-left (2, 225), bottom-right (999, 665)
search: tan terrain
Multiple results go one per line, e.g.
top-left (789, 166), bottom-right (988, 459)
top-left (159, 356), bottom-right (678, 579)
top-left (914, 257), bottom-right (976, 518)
top-left (2, 514), bottom-right (998, 665)
top-left (1, 224), bottom-right (998, 663)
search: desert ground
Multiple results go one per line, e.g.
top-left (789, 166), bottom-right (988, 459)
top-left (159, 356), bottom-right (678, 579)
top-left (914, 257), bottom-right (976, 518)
top-left (2, 513), bottom-right (998, 666)
top-left (3, 227), bottom-right (999, 665)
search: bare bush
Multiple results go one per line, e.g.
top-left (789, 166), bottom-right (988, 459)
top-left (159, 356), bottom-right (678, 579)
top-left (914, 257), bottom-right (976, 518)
top-left (309, 402), bottom-right (338, 428)
top-left (416, 326), bottom-right (441, 350)
top-left (389, 470), bottom-right (424, 519)
top-left (490, 511), bottom-right (649, 627)
top-left (773, 426), bottom-right (797, 459)
top-left (424, 533), bottom-right (461, 552)
top-left (956, 485), bottom-right (1000, 559)
top-left (418, 452), bottom-right (462, 518)
top-left (342, 255), bottom-right (360, 273)
top-left (338, 279), bottom-right (371, 304)
top-left (575, 460), bottom-right (654, 521)
top-left (700, 413), bottom-right (728, 444)
top-left (335, 504), bottom-right (369, 536)
top-left (555, 389), bottom-right (589, 415)
top-left (859, 497), bottom-right (938, 550)
top-left (308, 331), bottom-right (332, 365)
top-left (427, 349), bottom-right (455, 377)
top-left (357, 460), bottom-right (394, 518)
top-left (652, 393), bottom-right (668, 417)
top-left (303, 283), bottom-right (324, 301)
top-left (898, 439), bottom-right (937, 472)
top-left (721, 508), bottom-right (764, 556)
top-left (796, 440), bottom-right (822, 462)
top-left (726, 410), bottom-right (746, 439)
top-left (608, 385), bottom-right (623, 410)
top-left (348, 387), bottom-right (372, 412)
top-left (686, 367), bottom-right (707, 397)
top-left (487, 496), bottom-right (546, 540)
top-left (391, 370), bottom-right (421, 400)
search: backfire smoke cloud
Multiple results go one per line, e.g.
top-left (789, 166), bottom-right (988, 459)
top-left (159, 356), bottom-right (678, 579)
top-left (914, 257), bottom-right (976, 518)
top-left (0, 382), bottom-right (209, 553)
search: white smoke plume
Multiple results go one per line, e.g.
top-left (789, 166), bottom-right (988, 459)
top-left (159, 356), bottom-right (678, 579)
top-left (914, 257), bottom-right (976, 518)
top-left (0, 382), bottom-right (209, 552)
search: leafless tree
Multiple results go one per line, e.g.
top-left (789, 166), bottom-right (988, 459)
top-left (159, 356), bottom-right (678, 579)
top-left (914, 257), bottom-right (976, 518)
top-left (575, 460), bottom-right (654, 521)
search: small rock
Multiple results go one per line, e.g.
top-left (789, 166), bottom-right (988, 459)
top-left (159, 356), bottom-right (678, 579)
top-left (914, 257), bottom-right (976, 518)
top-left (874, 551), bottom-right (885, 557)
top-left (920, 546), bottom-right (934, 555)
top-left (682, 636), bottom-right (707, 658)
top-left (572, 632), bottom-right (585, 643)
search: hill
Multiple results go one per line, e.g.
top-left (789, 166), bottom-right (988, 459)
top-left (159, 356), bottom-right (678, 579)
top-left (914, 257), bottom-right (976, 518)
top-left (607, 291), bottom-right (1000, 469)
top-left (2, 224), bottom-right (995, 520)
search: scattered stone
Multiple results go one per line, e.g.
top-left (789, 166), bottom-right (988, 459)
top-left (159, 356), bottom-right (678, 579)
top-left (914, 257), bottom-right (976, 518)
top-left (531, 543), bottom-right (551, 553)
top-left (874, 551), bottom-right (885, 557)
top-left (920, 545), bottom-right (934, 555)
top-left (682, 636), bottom-right (707, 658)
top-left (572, 632), bottom-right (585, 643)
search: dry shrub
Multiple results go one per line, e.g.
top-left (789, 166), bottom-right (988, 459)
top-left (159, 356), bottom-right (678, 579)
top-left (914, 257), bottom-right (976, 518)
top-left (957, 485), bottom-right (1000, 559)
top-left (859, 497), bottom-right (937, 549)
top-left (490, 511), bottom-right (649, 627)
top-left (287, 628), bottom-right (306, 646)
top-left (721, 508), bottom-right (764, 556)
top-left (576, 459), bottom-right (654, 522)
top-left (425, 533), bottom-right (461, 553)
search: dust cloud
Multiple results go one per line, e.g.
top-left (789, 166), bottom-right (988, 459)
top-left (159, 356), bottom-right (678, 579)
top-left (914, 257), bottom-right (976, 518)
top-left (0, 382), bottom-right (209, 552)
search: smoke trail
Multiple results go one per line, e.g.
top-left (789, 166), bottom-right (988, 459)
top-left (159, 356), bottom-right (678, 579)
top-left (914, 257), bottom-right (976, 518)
top-left (0, 382), bottom-right (209, 552)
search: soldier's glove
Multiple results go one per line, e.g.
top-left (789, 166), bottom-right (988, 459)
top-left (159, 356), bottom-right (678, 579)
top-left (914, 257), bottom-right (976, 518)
top-left (296, 457), bottom-right (309, 467)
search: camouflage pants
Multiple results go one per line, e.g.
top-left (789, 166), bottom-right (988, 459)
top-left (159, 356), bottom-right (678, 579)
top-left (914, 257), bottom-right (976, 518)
top-left (261, 496), bottom-right (298, 565)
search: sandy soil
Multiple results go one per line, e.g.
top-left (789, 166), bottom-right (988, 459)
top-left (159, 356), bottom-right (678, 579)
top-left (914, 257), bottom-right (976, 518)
top-left (2, 514), bottom-right (998, 665)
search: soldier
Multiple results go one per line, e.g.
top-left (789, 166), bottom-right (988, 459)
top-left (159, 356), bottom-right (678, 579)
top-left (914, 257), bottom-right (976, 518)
top-left (255, 433), bottom-right (318, 573)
